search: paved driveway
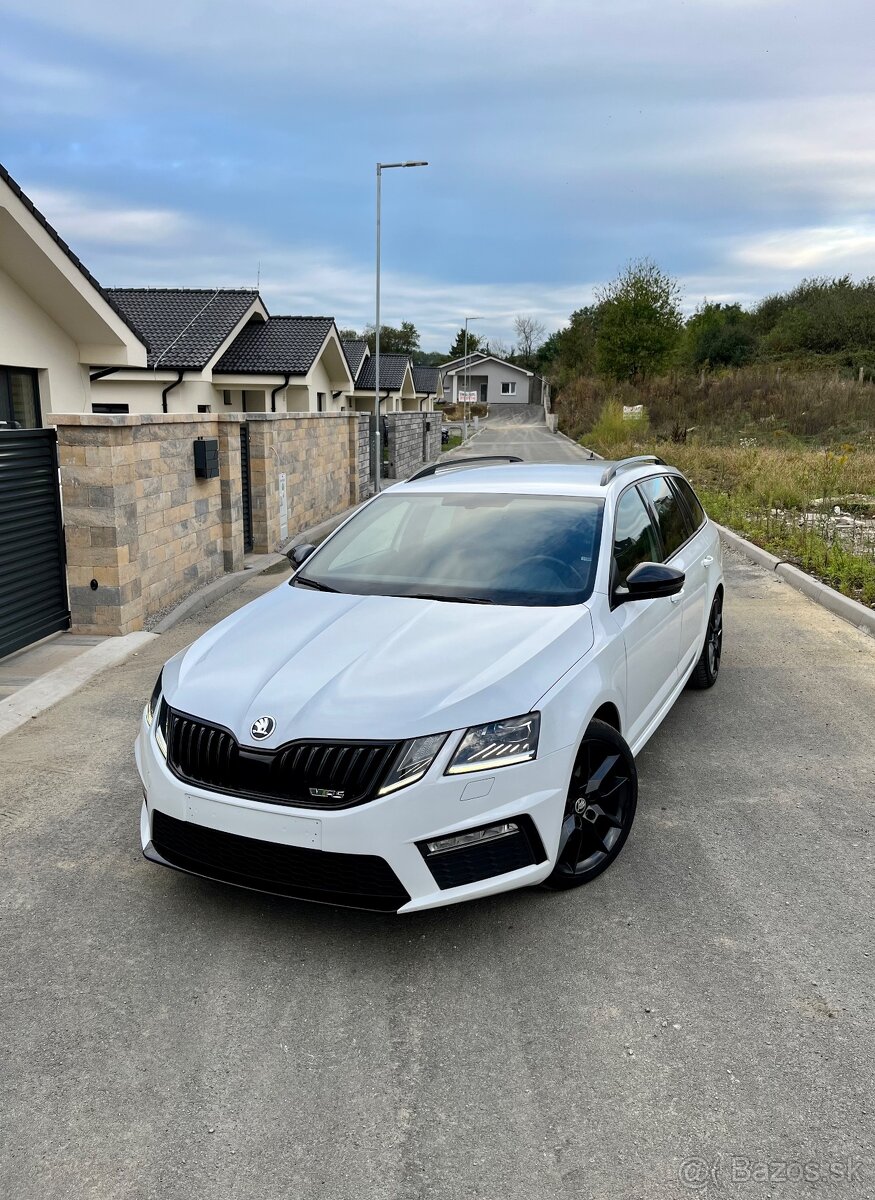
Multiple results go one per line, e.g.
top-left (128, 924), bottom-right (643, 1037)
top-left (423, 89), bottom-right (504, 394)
top-left (2, 419), bottom-right (874, 1200)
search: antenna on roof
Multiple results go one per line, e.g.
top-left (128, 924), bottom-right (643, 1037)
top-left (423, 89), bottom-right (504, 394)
top-left (256, 261), bottom-right (261, 288)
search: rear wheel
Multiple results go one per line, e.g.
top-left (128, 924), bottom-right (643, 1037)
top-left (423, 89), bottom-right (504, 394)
top-left (687, 590), bottom-right (723, 690)
top-left (542, 719), bottom-right (638, 890)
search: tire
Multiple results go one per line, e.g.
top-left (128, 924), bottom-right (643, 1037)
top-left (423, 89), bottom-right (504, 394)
top-left (687, 590), bottom-right (723, 690)
top-left (542, 718), bottom-right (638, 890)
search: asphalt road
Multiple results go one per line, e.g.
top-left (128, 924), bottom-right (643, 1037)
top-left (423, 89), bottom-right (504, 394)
top-left (2, 411), bottom-right (874, 1200)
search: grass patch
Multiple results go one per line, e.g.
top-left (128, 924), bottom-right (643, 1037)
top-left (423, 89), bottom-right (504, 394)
top-left (555, 367), bottom-right (875, 448)
top-left (580, 423), bottom-right (875, 607)
top-left (442, 434), bottom-right (464, 452)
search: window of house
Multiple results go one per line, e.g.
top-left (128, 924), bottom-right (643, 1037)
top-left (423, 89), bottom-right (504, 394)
top-left (500, 382), bottom-right (517, 395)
top-left (197, 404), bottom-right (212, 413)
top-left (0, 367), bottom-right (41, 428)
top-left (223, 390), bottom-right (232, 406)
top-left (92, 403), bottom-right (130, 414)
top-left (317, 392), bottom-right (326, 412)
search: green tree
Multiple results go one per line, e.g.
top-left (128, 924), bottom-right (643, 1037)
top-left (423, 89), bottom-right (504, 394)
top-left (538, 306), bottom-right (599, 382)
top-left (594, 259), bottom-right (683, 380)
top-left (363, 321), bottom-right (420, 355)
top-left (448, 327), bottom-right (482, 360)
top-left (682, 302), bottom-right (756, 369)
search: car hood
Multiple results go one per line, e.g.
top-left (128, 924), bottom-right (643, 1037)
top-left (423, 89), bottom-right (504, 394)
top-left (163, 582), bottom-right (594, 745)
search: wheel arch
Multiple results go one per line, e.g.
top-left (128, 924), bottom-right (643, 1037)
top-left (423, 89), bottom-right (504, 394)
top-left (590, 701), bottom-right (622, 735)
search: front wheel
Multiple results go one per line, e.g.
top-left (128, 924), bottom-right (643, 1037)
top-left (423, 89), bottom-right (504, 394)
top-left (542, 719), bottom-right (638, 890)
top-left (687, 590), bottom-right (723, 690)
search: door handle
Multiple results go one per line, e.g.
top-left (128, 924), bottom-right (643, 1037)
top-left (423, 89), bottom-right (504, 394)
top-left (670, 590), bottom-right (684, 604)
top-left (701, 555), bottom-right (714, 568)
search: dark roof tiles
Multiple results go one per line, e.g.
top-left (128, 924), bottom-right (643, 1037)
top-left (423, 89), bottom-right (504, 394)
top-left (355, 354), bottom-right (410, 391)
top-left (412, 364), bottom-right (441, 394)
top-left (342, 339), bottom-right (369, 378)
top-left (215, 316), bottom-right (334, 374)
top-left (106, 287), bottom-right (260, 369)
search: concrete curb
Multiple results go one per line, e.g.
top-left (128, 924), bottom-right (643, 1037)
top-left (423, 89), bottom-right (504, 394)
top-left (715, 524), bottom-right (784, 573)
top-left (0, 631), bottom-right (158, 741)
top-left (715, 522), bottom-right (875, 637)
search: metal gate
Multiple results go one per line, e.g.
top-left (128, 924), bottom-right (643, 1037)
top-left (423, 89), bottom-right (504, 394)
top-left (0, 428), bottom-right (70, 658)
top-left (240, 424), bottom-right (253, 553)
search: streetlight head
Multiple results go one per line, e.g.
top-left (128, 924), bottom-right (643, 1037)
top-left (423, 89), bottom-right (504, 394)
top-left (403, 161), bottom-right (429, 167)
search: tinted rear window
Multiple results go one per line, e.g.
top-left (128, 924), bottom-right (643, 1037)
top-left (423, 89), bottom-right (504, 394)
top-left (639, 475), bottom-right (690, 559)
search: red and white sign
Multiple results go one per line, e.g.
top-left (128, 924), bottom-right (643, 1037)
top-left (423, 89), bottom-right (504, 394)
top-left (458, 391), bottom-right (478, 405)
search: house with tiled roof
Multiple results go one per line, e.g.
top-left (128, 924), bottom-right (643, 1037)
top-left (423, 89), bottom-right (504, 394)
top-left (440, 352), bottom-right (534, 407)
top-left (412, 364), bottom-right (444, 409)
top-left (0, 162), bottom-right (147, 427)
top-left (342, 343), bottom-right (439, 414)
top-left (92, 293), bottom-right (353, 415)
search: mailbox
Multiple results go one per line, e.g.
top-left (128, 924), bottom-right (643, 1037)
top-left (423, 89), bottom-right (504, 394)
top-left (193, 437), bottom-right (219, 479)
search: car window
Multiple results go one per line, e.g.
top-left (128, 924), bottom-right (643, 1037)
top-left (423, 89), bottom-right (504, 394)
top-left (326, 496), bottom-right (409, 570)
top-left (613, 487), bottom-right (661, 587)
top-left (671, 476), bottom-right (706, 533)
top-left (639, 475), bottom-right (690, 559)
top-left (295, 492), bottom-right (605, 607)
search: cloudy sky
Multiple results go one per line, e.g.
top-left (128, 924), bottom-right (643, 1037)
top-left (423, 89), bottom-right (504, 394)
top-left (3, 0), bottom-right (874, 350)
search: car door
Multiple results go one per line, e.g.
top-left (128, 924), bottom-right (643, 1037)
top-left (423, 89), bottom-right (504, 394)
top-left (670, 476), bottom-right (718, 674)
top-left (609, 483), bottom-right (683, 746)
top-left (639, 474), bottom-right (711, 675)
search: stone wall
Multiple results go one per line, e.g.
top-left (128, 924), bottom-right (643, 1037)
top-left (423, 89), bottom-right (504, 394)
top-left (53, 412), bottom-right (365, 635)
top-left (54, 414), bottom-right (239, 636)
top-left (356, 413), bottom-right (374, 501)
top-left (385, 413), bottom-right (440, 481)
top-left (246, 413), bottom-right (358, 554)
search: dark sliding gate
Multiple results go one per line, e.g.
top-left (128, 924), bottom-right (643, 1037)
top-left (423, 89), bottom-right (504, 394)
top-left (240, 424), bottom-right (253, 553)
top-left (0, 427), bottom-right (70, 659)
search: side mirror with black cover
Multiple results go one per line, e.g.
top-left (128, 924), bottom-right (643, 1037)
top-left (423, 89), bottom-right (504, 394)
top-left (614, 561), bottom-right (685, 604)
top-left (287, 543), bottom-right (316, 568)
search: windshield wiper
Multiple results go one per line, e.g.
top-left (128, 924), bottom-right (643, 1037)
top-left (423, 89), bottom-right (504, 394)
top-left (294, 577), bottom-right (338, 593)
top-left (404, 592), bottom-right (494, 605)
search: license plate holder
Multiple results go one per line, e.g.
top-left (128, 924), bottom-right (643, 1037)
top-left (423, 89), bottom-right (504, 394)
top-left (185, 794), bottom-right (322, 850)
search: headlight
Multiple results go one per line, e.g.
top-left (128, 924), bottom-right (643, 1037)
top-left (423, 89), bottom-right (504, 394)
top-left (378, 734), bottom-right (448, 795)
top-left (446, 712), bottom-right (540, 775)
top-left (145, 670), bottom-right (163, 726)
top-left (154, 700), bottom-right (169, 759)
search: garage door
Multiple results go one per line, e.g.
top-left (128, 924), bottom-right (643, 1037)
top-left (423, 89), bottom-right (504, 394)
top-left (0, 427), bottom-right (70, 659)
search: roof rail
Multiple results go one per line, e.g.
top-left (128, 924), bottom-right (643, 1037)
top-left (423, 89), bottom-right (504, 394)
top-left (600, 455), bottom-right (666, 486)
top-left (407, 455), bottom-right (523, 482)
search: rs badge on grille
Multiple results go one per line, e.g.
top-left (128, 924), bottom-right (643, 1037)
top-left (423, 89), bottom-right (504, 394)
top-left (250, 715), bottom-right (276, 741)
top-left (309, 787), bottom-right (346, 800)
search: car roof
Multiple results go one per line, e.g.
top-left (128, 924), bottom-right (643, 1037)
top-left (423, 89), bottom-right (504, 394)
top-left (394, 460), bottom-right (681, 498)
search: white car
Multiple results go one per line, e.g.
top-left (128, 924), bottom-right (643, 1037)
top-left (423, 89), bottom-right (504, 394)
top-left (136, 454), bottom-right (724, 914)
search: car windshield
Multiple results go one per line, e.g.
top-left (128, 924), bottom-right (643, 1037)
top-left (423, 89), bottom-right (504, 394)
top-left (294, 491), bottom-right (604, 607)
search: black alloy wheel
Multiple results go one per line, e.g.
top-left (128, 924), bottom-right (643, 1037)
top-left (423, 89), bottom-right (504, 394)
top-left (688, 591), bottom-right (723, 690)
top-left (543, 719), bottom-right (638, 890)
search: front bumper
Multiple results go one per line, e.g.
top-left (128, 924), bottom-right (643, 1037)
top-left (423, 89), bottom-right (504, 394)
top-left (135, 713), bottom-right (572, 913)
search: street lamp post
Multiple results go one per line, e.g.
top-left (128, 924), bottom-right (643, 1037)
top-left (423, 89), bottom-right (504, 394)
top-left (461, 315), bottom-right (483, 439)
top-left (374, 160), bottom-right (428, 493)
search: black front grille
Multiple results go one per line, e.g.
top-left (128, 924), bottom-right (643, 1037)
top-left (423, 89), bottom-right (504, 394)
top-left (150, 809), bottom-right (410, 911)
top-left (166, 708), bottom-right (400, 809)
top-left (419, 816), bottom-right (546, 891)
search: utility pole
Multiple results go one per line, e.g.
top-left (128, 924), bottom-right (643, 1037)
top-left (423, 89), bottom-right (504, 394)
top-left (374, 160), bottom-right (428, 492)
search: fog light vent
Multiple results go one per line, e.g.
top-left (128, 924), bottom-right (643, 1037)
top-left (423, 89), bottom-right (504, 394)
top-left (418, 816), bottom-right (546, 891)
top-left (425, 822), bottom-right (519, 857)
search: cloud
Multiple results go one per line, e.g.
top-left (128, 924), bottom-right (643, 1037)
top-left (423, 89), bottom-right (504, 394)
top-left (27, 188), bottom-right (192, 246)
top-left (733, 222), bottom-right (875, 272)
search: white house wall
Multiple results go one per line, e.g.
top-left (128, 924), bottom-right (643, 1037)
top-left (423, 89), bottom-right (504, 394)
top-left (0, 266), bottom-right (91, 416)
